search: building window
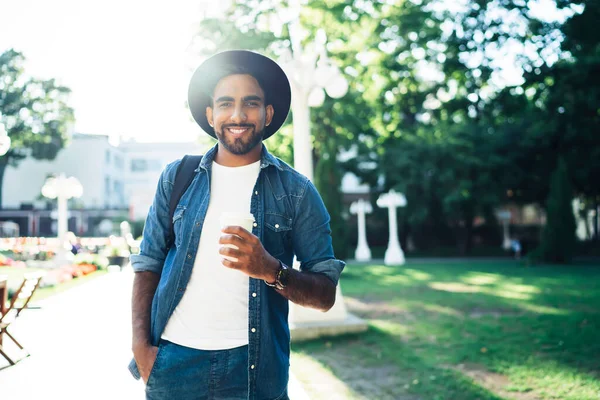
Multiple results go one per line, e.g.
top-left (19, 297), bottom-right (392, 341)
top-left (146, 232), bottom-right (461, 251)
top-left (131, 159), bottom-right (162, 172)
top-left (113, 181), bottom-right (124, 206)
top-left (105, 176), bottom-right (111, 208)
top-left (114, 154), bottom-right (124, 170)
top-left (106, 150), bottom-right (110, 165)
top-left (131, 159), bottom-right (147, 172)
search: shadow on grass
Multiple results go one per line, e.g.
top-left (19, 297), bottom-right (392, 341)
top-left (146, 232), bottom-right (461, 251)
top-left (293, 326), bottom-right (506, 400)
top-left (324, 261), bottom-right (600, 399)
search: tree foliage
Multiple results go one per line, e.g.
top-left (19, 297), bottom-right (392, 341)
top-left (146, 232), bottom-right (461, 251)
top-left (191, 0), bottom-right (598, 257)
top-left (0, 49), bottom-right (74, 208)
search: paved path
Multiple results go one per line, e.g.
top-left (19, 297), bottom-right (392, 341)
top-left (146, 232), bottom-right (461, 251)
top-left (0, 268), bottom-right (309, 399)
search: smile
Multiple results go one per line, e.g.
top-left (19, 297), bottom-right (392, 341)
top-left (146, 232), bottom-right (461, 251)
top-left (226, 127), bottom-right (252, 136)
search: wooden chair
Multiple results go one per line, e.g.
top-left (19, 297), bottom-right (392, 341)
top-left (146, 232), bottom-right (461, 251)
top-left (0, 273), bottom-right (43, 365)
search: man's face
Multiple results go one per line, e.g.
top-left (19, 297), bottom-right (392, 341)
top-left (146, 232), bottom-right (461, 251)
top-left (206, 74), bottom-right (274, 155)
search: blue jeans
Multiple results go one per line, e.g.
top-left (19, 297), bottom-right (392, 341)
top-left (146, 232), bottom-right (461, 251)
top-left (145, 340), bottom-right (249, 400)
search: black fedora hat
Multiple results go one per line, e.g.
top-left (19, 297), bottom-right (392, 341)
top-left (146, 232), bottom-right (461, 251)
top-left (188, 50), bottom-right (291, 140)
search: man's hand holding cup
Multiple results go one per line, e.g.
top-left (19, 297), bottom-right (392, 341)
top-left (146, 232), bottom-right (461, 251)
top-left (218, 212), bottom-right (279, 282)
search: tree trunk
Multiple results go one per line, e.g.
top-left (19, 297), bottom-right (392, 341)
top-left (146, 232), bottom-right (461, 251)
top-left (0, 159), bottom-right (7, 210)
top-left (464, 216), bottom-right (474, 255)
top-left (458, 206), bottom-right (475, 256)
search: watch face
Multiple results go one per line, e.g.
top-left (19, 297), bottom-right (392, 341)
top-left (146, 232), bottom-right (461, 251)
top-left (279, 266), bottom-right (291, 287)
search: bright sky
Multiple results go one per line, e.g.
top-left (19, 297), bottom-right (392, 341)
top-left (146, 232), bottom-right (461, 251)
top-left (0, 0), bottom-right (229, 143)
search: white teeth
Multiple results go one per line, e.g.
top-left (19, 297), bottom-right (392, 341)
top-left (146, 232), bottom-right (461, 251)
top-left (228, 128), bottom-right (248, 134)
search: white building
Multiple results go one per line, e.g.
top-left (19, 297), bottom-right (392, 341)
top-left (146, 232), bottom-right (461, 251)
top-left (4, 134), bottom-right (126, 210)
top-left (2, 133), bottom-right (208, 235)
top-left (119, 139), bottom-right (209, 220)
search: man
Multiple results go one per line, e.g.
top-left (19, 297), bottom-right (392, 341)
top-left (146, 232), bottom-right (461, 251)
top-left (128, 50), bottom-right (345, 400)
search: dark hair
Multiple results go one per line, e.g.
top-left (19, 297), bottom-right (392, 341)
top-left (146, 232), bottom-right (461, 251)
top-left (207, 65), bottom-right (271, 106)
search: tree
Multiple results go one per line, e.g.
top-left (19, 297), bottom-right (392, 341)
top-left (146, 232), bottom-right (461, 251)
top-left (366, 0), bottom-right (591, 253)
top-left (535, 158), bottom-right (577, 263)
top-left (0, 49), bottom-right (74, 209)
top-left (532, 1), bottom-right (600, 237)
top-left (362, 0), bottom-right (514, 253)
top-left (313, 116), bottom-right (347, 258)
top-left (493, 1), bottom-right (600, 239)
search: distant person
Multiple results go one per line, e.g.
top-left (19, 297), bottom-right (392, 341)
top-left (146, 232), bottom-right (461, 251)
top-left (511, 238), bottom-right (522, 259)
top-left (128, 50), bottom-right (345, 400)
top-left (66, 232), bottom-right (82, 255)
top-left (70, 240), bottom-right (82, 255)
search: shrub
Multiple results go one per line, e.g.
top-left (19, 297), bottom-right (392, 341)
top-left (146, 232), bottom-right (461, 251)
top-left (531, 158), bottom-right (577, 264)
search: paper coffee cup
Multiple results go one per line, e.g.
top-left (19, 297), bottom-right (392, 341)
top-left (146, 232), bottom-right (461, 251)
top-left (219, 212), bottom-right (255, 262)
top-left (219, 212), bottom-right (255, 232)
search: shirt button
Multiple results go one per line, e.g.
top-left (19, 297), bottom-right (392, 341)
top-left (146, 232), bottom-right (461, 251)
top-left (251, 328), bottom-right (256, 333)
top-left (250, 365), bottom-right (255, 369)
top-left (255, 191), bottom-right (258, 195)
top-left (253, 222), bottom-right (258, 227)
top-left (196, 222), bottom-right (200, 227)
top-left (252, 292), bottom-right (257, 297)
top-left (275, 224), bottom-right (280, 229)
top-left (187, 254), bottom-right (192, 259)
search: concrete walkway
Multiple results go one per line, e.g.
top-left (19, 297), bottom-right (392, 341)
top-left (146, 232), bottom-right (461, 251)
top-left (0, 267), bottom-right (309, 399)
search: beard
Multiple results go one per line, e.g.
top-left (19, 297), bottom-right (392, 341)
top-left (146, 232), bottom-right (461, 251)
top-left (215, 124), bottom-right (264, 155)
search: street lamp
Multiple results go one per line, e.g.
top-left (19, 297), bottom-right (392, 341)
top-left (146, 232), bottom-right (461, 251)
top-left (0, 117), bottom-right (11, 156)
top-left (377, 190), bottom-right (408, 266)
top-left (350, 199), bottom-right (373, 261)
top-left (280, 4), bottom-right (367, 340)
top-left (279, 18), bottom-right (348, 181)
top-left (496, 210), bottom-right (512, 250)
top-left (41, 174), bottom-right (83, 244)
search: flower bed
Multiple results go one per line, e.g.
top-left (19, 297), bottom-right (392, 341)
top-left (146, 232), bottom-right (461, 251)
top-left (0, 237), bottom-right (122, 295)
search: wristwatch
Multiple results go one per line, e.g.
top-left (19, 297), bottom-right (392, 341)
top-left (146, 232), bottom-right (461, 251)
top-left (265, 260), bottom-right (290, 290)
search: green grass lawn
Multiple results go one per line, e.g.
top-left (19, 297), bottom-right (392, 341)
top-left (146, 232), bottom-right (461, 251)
top-left (291, 261), bottom-right (600, 400)
top-left (0, 267), bottom-right (108, 303)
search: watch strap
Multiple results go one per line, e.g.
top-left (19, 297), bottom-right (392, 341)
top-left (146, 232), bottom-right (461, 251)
top-left (265, 260), bottom-right (288, 290)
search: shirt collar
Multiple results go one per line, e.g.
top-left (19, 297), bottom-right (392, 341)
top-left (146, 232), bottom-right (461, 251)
top-left (197, 143), bottom-right (284, 172)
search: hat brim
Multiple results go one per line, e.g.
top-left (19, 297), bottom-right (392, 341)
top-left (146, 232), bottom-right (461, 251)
top-left (188, 50), bottom-right (291, 140)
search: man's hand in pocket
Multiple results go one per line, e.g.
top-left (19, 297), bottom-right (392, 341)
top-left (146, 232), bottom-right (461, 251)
top-left (133, 344), bottom-right (159, 384)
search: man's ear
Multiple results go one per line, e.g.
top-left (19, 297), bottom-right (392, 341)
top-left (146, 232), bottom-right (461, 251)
top-left (206, 106), bottom-right (214, 127)
top-left (265, 104), bottom-right (274, 127)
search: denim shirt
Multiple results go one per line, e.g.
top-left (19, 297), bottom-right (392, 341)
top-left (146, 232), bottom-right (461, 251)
top-left (128, 143), bottom-right (345, 400)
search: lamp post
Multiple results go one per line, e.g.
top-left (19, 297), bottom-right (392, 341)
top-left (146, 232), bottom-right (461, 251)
top-left (350, 199), bottom-right (372, 261)
top-left (279, 7), bottom-right (348, 182)
top-left (279, 5), bottom-right (366, 341)
top-left (42, 174), bottom-right (83, 246)
top-left (496, 210), bottom-right (512, 250)
top-left (377, 190), bottom-right (407, 266)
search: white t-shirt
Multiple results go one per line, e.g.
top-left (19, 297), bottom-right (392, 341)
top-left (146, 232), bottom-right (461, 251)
top-left (162, 160), bottom-right (260, 350)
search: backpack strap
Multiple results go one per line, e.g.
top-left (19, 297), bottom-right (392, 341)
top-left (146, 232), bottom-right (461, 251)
top-left (167, 155), bottom-right (203, 249)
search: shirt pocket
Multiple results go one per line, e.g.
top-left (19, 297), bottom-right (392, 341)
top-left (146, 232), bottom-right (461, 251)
top-left (172, 205), bottom-right (186, 248)
top-left (264, 212), bottom-right (292, 257)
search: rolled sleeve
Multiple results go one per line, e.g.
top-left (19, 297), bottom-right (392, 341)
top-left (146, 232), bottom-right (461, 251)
top-left (130, 253), bottom-right (164, 274)
top-left (292, 179), bottom-right (346, 286)
top-left (304, 258), bottom-right (346, 286)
